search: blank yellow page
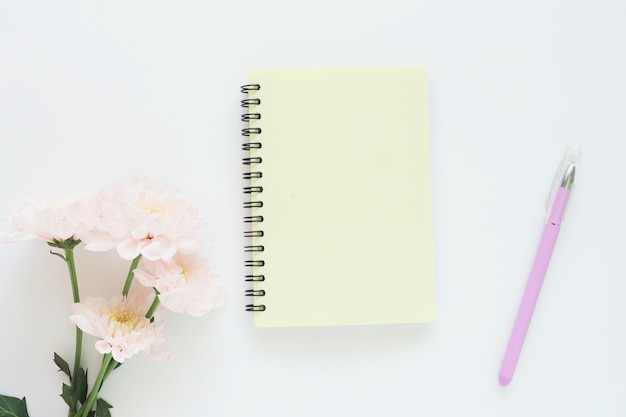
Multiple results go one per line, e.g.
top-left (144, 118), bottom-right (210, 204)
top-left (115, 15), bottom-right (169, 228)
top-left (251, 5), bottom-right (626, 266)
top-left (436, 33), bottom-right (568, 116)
top-left (245, 66), bottom-right (435, 327)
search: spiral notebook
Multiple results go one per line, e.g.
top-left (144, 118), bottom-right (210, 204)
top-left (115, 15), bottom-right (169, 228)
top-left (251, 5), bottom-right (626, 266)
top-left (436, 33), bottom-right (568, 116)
top-left (241, 66), bottom-right (435, 327)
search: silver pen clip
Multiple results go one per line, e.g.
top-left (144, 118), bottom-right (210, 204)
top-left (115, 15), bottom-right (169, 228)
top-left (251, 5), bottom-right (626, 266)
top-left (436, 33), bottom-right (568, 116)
top-left (545, 144), bottom-right (580, 220)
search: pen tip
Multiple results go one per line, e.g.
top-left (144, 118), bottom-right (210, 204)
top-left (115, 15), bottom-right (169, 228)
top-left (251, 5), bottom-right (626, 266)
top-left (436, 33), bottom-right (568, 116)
top-left (498, 374), bottom-right (512, 387)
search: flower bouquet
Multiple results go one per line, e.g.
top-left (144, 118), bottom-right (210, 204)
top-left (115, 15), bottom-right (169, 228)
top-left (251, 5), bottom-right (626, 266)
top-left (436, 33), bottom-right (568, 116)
top-left (0, 178), bottom-right (225, 417)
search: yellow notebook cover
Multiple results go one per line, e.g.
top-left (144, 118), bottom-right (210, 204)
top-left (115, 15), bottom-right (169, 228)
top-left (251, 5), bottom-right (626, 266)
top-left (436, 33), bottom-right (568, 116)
top-left (242, 66), bottom-right (435, 327)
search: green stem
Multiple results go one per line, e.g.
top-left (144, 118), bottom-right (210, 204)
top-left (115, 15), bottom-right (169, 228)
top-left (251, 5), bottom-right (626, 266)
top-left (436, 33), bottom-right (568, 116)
top-left (73, 326), bottom-right (82, 373)
top-left (145, 291), bottom-right (161, 319)
top-left (77, 353), bottom-right (113, 417)
top-left (63, 248), bottom-right (83, 386)
top-left (102, 357), bottom-right (119, 382)
top-left (64, 248), bottom-right (80, 303)
top-left (122, 255), bottom-right (141, 296)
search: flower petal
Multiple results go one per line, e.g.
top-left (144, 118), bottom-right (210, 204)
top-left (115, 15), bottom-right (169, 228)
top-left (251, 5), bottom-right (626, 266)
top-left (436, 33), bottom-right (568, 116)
top-left (116, 238), bottom-right (141, 260)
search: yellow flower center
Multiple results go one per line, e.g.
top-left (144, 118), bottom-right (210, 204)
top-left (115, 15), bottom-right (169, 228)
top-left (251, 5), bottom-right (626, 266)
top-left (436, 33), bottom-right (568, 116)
top-left (111, 311), bottom-right (139, 328)
top-left (181, 268), bottom-right (190, 280)
top-left (142, 206), bottom-right (161, 214)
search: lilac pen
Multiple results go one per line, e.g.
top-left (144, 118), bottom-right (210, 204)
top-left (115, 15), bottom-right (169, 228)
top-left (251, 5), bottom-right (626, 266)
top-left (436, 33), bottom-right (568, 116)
top-left (499, 145), bottom-right (580, 387)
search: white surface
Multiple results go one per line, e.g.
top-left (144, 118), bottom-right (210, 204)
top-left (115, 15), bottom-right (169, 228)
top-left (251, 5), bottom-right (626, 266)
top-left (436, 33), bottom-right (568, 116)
top-left (1, 1), bottom-right (625, 416)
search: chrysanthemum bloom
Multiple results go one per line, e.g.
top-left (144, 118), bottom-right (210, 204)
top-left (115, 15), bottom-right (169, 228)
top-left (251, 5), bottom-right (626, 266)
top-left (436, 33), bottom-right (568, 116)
top-left (69, 292), bottom-right (168, 363)
top-left (134, 252), bottom-right (225, 317)
top-left (0, 193), bottom-right (98, 244)
top-left (83, 178), bottom-right (205, 261)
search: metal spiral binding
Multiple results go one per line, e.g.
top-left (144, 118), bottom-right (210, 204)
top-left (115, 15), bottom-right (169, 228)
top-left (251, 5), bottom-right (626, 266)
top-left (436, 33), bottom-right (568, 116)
top-left (241, 83), bottom-right (266, 312)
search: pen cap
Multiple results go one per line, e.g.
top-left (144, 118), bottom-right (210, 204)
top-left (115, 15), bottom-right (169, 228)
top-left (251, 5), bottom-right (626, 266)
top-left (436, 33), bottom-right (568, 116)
top-left (545, 144), bottom-right (580, 221)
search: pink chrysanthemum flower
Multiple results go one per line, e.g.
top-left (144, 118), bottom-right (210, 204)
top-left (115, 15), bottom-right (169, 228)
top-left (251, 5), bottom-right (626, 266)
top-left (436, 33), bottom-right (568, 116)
top-left (69, 292), bottom-right (168, 363)
top-left (134, 253), bottom-right (225, 317)
top-left (0, 193), bottom-right (98, 244)
top-left (84, 178), bottom-right (205, 261)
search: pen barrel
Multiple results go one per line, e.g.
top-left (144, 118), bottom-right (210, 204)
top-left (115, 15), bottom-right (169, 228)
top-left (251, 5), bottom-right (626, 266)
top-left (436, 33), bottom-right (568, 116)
top-left (548, 187), bottom-right (571, 225)
top-left (500, 188), bottom-right (570, 384)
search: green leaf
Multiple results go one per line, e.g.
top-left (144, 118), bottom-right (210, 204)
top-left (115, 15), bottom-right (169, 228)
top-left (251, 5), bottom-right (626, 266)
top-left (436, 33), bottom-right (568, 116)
top-left (75, 368), bottom-right (88, 404)
top-left (0, 395), bottom-right (29, 417)
top-left (95, 398), bottom-right (112, 417)
top-left (54, 352), bottom-right (72, 378)
top-left (61, 384), bottom-right (77, 410)
top-left (60, 367), bottom-right (89, 411)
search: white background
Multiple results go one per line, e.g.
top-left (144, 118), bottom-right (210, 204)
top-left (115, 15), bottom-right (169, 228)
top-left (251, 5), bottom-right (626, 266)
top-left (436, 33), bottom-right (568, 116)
top-left (1, 0), bottom-right (625, 416)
